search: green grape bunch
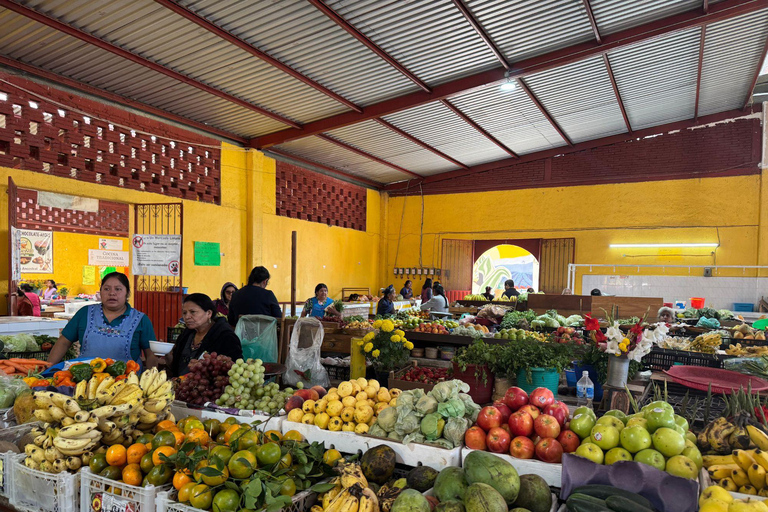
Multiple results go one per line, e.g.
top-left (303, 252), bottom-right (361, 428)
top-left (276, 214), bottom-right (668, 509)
top-left (215, 358), bottom-right (293, 414)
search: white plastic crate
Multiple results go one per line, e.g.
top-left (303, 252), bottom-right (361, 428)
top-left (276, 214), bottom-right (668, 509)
top-left (156, 486), bottom-right (319, 512)
top-left (170, 403), bottom-right (284, 432)
top-left (79, 467), bottom-right (170, 512)
top-left (9, 453), bottom-right (80, 512)
top-left (461, 448), bottom-right (562, 488)
top-left (0, 422), bottom-right (39, 498)
top-left (280, 421), bottom-right (462, 471)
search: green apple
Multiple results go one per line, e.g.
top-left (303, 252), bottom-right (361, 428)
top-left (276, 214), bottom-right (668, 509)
top-left (652, 427), bottom-right (686, 457)
top-left (569, 413), bottom-right (596, 440)
top-left (673, 424), bottom-right (687, 437)
top-left (644, 407), bottom-right (676, 433)
top-left (574, 442), bottom-right (604, 465)
top-left (674, 415), bottom-right (689, 432)
top-left (590, 424), bottom-right (621, 451)
top-left (596, 415), bottom-right (625, 433)
top-left (682, 445), bottom-right (703, 470)
top-left (620, 425), bottom-right (652, 453)
top-left (684, 439), bottom-right (696, 449)
top-left (642, 400), bottom-right (674, 414)
top-left (604, 409), bottom-right (628, 425)
top-left (626, 417), bottom-right (649, 430)
top-left (605, 447), bottom-right (633, 465)
top-left (573, 406), bottom-right (597, 421)
top-left (685, 431), bottom-right (697, 445)
top-left (665, 455), bottom-right (698, 479)
top-left (634, 448), bottom-right (666, 471)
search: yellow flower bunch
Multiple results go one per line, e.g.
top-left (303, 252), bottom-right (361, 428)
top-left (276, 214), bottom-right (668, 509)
top-left (395, 329), bottom-right (405, 338)
top-left (356, 339), bottom-right (364, 347)
top-left (363, 332), bottom-right (375, 342)
top-left (381, 319), bottom-right (395, 333)
top-left (619, 337), bottom-right (630, 353)
top-left (390, 334), bottom-right (401, 343)
top-left (372, 349), bottom-right (380, 358)
top-left (364, 342), bottom-right (374, 353)
top-left (373, 319), bottom-right (383, 329)
top-left (404, 341), bottom-right (414, 350)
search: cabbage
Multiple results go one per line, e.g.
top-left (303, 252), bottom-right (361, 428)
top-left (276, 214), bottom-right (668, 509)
top-left (565, 315), bottom-right (583, 326)
top-left (443, 416), bottom-right (470, 446)
top-left (402, 432), bottom-right (425, 445)
top-left (0, 335), bottom-right (27, 352)
top-left (458, 393), bottom-right (481, 422)
top-left (415, 394), bottom-right (438, 415)
top-left (420, 413), bottom-right (445, 441)
top-left (426, 438), bottom-right (454, 450)
top-left (377, 406), bottom-right (398, 432)
top-left (429, 380), bottom-right (469, 402)
top-left (368, 422), bottom-right (388, 438)
top-left (718, 309), bottom-right (734, 321)
top-left (387, 430), bottom-right (403, 441)
top-left (394, 412), bottom-right (421, 436)
top-left (437, 398), bottom-right (466, 418)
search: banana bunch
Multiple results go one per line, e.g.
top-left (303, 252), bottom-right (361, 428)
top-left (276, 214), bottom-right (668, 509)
top-left (704, 447), bottom-right (768, 496)
top-left (137, 367), bottom-right (175, 431)
top-left (376, 478), bottom-right (408, 512)
top-left (316, 462), bottom-right (380, 512)
top-left (698, 417), bottom-right (741, 454)
top-left (25, 421), bottom-right (99, 473)
top-left (71, 375), bottom-right (147, 446)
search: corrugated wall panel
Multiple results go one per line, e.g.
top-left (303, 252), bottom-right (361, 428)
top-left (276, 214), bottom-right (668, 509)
top-left (608, 29), bottom-right (700, 130)
top-left (524, 56), bottom-right (628, 143)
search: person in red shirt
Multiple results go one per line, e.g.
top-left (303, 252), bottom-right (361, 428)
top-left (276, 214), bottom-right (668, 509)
top-left (15, 288), bottom-right (35, 316)
top-left (20, 283), bottom-right (41, 316)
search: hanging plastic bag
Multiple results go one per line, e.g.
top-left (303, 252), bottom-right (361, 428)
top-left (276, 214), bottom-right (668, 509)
top-left (235, 315), bottom-right (279, 363)
top-left (283, 318), bottom-right (330, 388)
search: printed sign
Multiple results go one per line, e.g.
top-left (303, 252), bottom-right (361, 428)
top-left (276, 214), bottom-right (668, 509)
top-left (82, 266), bottom-right (96, 285)
top-left (90, 492), bottom-right (136, 512)
top-left (17, 229), bottom-right (53, 273)
top-left (10, 227), bottom-right (21, 281)
top-left (88, 250), bottom-right (130, 267)
top-left (131, 234), bottom-right (181, 276)
top-left (194, 241), bottom-right (221, 266)
top-left (99, 238), bottom-right (123, 251)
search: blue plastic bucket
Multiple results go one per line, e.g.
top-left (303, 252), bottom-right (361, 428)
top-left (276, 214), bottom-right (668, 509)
top-left (516, 367), bottom-right (560, 396)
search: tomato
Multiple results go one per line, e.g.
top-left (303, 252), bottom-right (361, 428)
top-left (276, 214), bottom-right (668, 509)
top-left (255, 443), bottom-right (281, 467)
top-left (189, 484), bottom-right (213, 510)
top-left (146, 464), bottom-right (173, 486)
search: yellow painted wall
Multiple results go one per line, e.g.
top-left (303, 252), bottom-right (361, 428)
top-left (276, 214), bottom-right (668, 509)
top-left (384, 175), bottom-right (765, 294)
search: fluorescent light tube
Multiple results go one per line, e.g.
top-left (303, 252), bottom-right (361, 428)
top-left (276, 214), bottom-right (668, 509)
top-left (609, 243), bottom-right (719, 248)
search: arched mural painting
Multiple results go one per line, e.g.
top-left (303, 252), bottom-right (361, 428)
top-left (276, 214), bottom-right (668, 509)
top-left (472, 244), bottom-right (539, 296)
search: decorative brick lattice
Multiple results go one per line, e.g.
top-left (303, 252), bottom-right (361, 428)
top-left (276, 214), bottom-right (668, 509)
top-left (0, 75), bottom-right (221, 204)
top-left (16, 188), bottom-right (129, 237)
top-left (276, 161), bottom-right (366, 231)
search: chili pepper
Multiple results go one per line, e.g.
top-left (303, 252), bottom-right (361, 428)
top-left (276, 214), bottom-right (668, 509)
top-left (104, 358), bottom-right (115, 366)
top-left (92, 372), bottom-right (110, 385)
top-left (52, 370), bottom-right (73, 386)
top-left (105, 360), bottom-right (127, 377)
top-left (90, 358), bottom-right (107, 373)
top-left (125, 360), bottom-right (140, 375)
top-left (59, 378), bottom-right (75, 387)
top-left (69, 363), bottom-right (94, 383)
top-left (114, 374), bottom-right (127, 381)
top-left (32, 379), bottom-right (50, 387)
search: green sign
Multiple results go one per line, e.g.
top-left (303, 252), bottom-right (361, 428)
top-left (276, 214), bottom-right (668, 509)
top-left (194, 242), bottom-right (221, 266)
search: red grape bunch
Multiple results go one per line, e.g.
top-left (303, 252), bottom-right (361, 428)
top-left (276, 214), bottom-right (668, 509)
top-left (176, 352), bottom-right (233, 406)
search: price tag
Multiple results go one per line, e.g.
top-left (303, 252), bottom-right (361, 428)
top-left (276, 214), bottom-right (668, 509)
top-left (91, 492), bottom-right (136, 512)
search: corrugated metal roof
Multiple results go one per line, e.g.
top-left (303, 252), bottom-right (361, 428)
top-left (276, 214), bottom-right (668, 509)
top-left (592, 0), bottom-right (710, 36)
top-left (177, 0), bottom-right (420, 107)
top-left (464, 0), bottom-right (594, 64)
top-left (275, 135), bottom-right (408, 183)
top-left (699, 8), bottom-right (768, 116)
top-left (325, 0), bottom-right (499, 85)
top-left (524, 56), bottom-right (628, 143)
top-left (607, 29), bottom-right (700, 130)
top-left (326, 120), bottom-right (460, 176)
top-left (448, 84), bottom-right (566, 155)
top-left (382, 101), bottom-right (510, 166)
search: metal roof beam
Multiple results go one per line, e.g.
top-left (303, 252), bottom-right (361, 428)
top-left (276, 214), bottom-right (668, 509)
top-left (373, 118), bottom-right (469, 169)
top-left (252, 0), bottom-right (767, 149)
top-left (0, 0), bottom-right (302, 129)
top-left (316, 134), bottom-right (423, 179)
top-left (266, 148), bottom-right (382, 188)
top-left (582, 0), bottom-right (603, 43)
top-left (439, 99), bottom-right (519, 158)
top-left (743, 31), bottom-right (768, 110)
top-left (152, 0), bottom-right (361, 113)
top-left (451, 0), bottom-right (510, 68)
top-left (517, 78), bottom-right (573, 146)
top-left (604, 54), bottom-right (632, 133)
top-left (704, 0), bottom-right (710, 13)
top-left (306, 0), bottom-right (430, 93)
top-left (694, 26), bottom-right (706, 120)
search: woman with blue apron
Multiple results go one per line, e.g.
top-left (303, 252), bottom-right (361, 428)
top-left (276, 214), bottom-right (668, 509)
top-left (301, 283), bottom-right (340, 319)
top-left (47, 272), bottom-right (157, 369)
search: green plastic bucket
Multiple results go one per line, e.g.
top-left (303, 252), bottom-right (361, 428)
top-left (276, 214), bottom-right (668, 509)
top-left (516, 367), bottom-right (560, 395)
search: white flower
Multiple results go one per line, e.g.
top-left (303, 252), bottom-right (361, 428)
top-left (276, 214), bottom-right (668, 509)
top-left (628, 328), bottom-right (656, 362)
top-left (604, 339), bottom-right (622, 356)
top-left (605, 322), bottom-right (624, 343)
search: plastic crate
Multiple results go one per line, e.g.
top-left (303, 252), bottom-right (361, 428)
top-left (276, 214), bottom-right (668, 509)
top-left (156, 485), bottom-right (320, 512)
top-left (3, 350), bottom-right (49, 360)
top-left (0, 423), bottom-right (39, 498)
top-left (323, 364), bottom-right (351, 381)
top-left (80, 467), bottom-right (170, 512)
top-left (9, 453), bottom-right (79, 512)
top-left (733, 302), bottom-right (754, 312)
top-left (642, 346), bottom-right (732, 372)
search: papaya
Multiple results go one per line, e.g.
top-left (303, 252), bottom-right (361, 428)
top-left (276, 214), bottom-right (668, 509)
top-left (463, 450), bottom-right (520, 505)
top-left (436, 500), bottom-right (466, 512)
top-left (361, 445), bottom-right (396, 484)
top-left (407, 466), bottom-right (439, 492)
top-left (434, 466), bottom-right (468, 502)
top-left (391, 489), bottom-right (430, 512)
top-left (512, 474), bottom-right (552, 512)
top-left (463, 482), bottom-right (507, 512)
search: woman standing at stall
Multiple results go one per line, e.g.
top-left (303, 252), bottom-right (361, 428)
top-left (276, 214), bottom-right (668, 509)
top-left (20, 284), bottom-right (41, 316)
top-left (39, 279), bottom-right (58, 301)
top-left (377, 286), bottom-right (397, 316)
top-left (47, 272), bottom-right (157, 368)
top-left (301, 283), bottom-right (339, 319)
top-left (420, 284), bottom-right (449, 313)
top-left (213, 282), bottom-right (237, 316)
top-left (420, 278), bottom-right (433, 303)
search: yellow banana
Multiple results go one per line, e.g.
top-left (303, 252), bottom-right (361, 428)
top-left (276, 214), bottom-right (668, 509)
top-left (58, 422), bottom-right (98, 439)
top-left (140, 367), bottom-right (157, 393)
top-left (740, 485), bottom-right (758, 495)
top-left (112, 384), bottom-right (142, 405)
top-left (86, 378), bottom-right (99, 400)
top-left (703, 454), bottom-right (737, 468)
top-left (65, 456), bottom-right (82, 471)
top-left (48, 392), bottom-right (81, 416)
top-left (96, 376), bottom-right (115, 402)
top-left (47, 405), bottom-right (67, 422)
top-left (147, 371), bottom-right (168, 397)
top-left (101, 380), bottom-right (125, 404)
top-left (749, 463), bottom-right (766, 490)
top-left (733, 467), bottom-right (751, 487)
top-left (126, 372), bottom-right (139, 386)
top-left (760, 488), bottom-right (768, 498)
top-left (748, 425), bottom-right (768, 451)
top-left (753, 450), bottom-right (768, 472)
top-left (324, 485), bottom-right (343, 509)
top-left (60, 417), bottom-right (75, 427)
top-left (359, 487), bottom-right (379, 512)
top-left (735, 449), bottom-right (757, 471)
top-left (33, 409), bottom-right (55, 423)
top-left (325, 488), bottom-right (359, 512)
top-left (719, 477), bottom-right (738, 492)
top-left (33, 393), bottom-right (54, 408)
top-left (709, 465), bottom-right (740, 480)
top-left (24, 457), bottom-right (40, 470)
top-left (74, 380), bottom-right (87, 400)
top-left (143, 398), bottom-right (168, 413)
top-left (150, 379), bottom-right (172, 399)
top-left (25, 445), bottom-right (46, 464)
top-left (44, 446), bottom-right (63, 463)
top-left (73, 410), bottom-right (92, 423)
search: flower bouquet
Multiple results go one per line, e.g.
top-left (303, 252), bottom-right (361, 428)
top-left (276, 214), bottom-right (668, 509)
top-left (357, 318), bottom-right (413, 373)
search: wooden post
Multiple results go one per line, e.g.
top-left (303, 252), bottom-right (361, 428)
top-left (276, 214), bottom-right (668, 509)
top-left (290, 231), bottom-right (297, 317)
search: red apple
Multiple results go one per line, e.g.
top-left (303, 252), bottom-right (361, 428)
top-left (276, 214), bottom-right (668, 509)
top-left (529, 387), bottom-right (555, 410)
top-left (508, 411), bottom-right (534, 437)
top-left (499, 424), bottom-right (511, 435)
top-left (311, 385), bottom-right (327, 399)
top-left (544, 401), bottom-right (570, 428)
top-left (518, 405), bottom-right (541, 421)
top-left (492, 402), bottom-right (512, 424)
top-left (476, 406), bottom-right (503, 432)
top-left (284, 395), bottom-right (304, 412)
top-left (464, 426), bottom-right (487, 451)
top-left (534, 414), bottom-right (561, 439)
top-left (503, 387), bottom-right (529, 411)
top-left (557, 430), bottom-right (580, 453)
top-left (486, 427), bottom-right (511, 454)
top-left (509, 436), bottom-right (535, 459)
top-left (535, 437), bottom-right (564, 463)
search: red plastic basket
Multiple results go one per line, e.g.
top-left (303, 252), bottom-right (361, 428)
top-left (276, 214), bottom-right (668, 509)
top-left (664, 366), bottom-right (768, 394)
top-left (690, 297), bottom-right (705, 309)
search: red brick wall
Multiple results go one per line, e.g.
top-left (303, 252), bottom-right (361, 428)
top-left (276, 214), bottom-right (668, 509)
top-left (276, 160), bottom-right (367, 231)
top-left (0, 72), bottom-right (221, 203)
top-left (391, 117), bottom-right (761, 195)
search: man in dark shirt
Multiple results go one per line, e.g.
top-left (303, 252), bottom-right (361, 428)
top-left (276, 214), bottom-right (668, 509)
top-left (228, 266), bottom-right (283, 326)
top-left (502, 279), bottom-right (520, 299)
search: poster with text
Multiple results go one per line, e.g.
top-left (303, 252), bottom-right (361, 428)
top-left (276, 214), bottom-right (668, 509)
top-left (10, 227), bottom-right (21, 281)
top-left (88, 249), bottom-right (129, 267)
top-left (18, 229), bottom-right (53, 274)
top-left (131, 234), bottom-right (181, 276)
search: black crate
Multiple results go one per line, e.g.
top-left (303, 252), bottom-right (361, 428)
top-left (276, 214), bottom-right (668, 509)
top-left (323, 365), bottom-right (351, 381)
top-left (167, 327), bottom-right (185, 343)
top-left (4, 350), bottom-right (48, 360)
top-left (642, 346), bottom-right (733, 372)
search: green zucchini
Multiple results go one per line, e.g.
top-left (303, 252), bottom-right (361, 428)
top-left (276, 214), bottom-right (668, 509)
top-left (606, 495), bottom-right (656, 512)
top-left (566, 494), bottom-right (611, 512)
top-left (571, 485), bottom-right (653, 510)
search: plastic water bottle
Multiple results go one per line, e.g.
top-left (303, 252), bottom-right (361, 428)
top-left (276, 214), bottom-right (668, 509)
top-left (577, 371), bottom-right (594, 409)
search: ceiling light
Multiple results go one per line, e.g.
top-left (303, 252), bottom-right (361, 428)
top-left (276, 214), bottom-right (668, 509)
top-left (609, 243), bottom-right (719, 248)
top-left (499, 71), bottom-right (516, 91)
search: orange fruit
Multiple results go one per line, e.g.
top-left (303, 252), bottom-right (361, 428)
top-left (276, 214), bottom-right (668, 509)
top-left (172, 430), bottom-right (186, 448)
top-left (155, 420), bottom-right (178, 433)
top-left (184, 419), bottom-right (205, 434)
top-left (126, 443), bottom-right (148, 465)
top-left (121, 464), bottom-right (143, 486)
top-left (223, 424), bottom-right (242, 444)
top-left (203, 419), bottom-right (221, 438)
top-left (200, 464), bottom-right (228, 486)
top-left (212, 489), bottom-right (241, 512)
top-left (177, 481), bottom-right (197, 503)
top-left (106, 445), bottom-right (127, 467)
top-left (227, 450), bottom-right (257, 479)
top-left (152, 446), bottom-right (177, 466)
top-left (263, 430), bottom-right (282, 442)
top-left (186, 428), bottom-right (210, 447)
top-left (279, 477), bottom-right (297, 497)
top-left (173, 470), bottom-right (193, 490)
top-left (139, 452), bottom-right (154, 474)
top-left (282, 430), bottom-right (304, 443)
top-left (233, 430), bottom-right (259, 451)
top-left (255, 443), bottom-right (281, 467)
top-left (189, 484), bottom-right (213, 510)
top-left (145, 442), bottom-right (153, 452)
top-left (152, 430), bottom-right (177, 450)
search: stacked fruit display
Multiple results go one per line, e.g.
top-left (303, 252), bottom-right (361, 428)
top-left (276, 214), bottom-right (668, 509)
top-left (462, 294), bottom-right (490, 301)
top-left (464, 386), bottom-right (574, 463)
top-left (553, 326), bottom-right (583, 344)
top-left (569, 400), bottom-right (702, 479)
top-left (399, 365), bottom-right (450, 384)
top-left (413, 322), bottom-right (450, 334)
top-left (344, 319), bottom-right (373, 330)
top-left (176, 353), bottom-right (233, 406)
top-left (284, 378), bottom-right (401, 434)
top-left (493, 328), bottom-right (548, 342)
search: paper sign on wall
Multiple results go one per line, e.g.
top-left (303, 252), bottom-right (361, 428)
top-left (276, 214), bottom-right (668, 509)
top-left (82, 266), bottom-right (96, 285)
top-left (17, 229), bottom-right (53, 273)
top-left (99, 266), bottom-right (116, 280)
top-left (10, 227), bottom-right (21, 281)
top-left (194, 242), bottom-right (221, 266)
top-left (89, 250), bottom-right (129, 267)
top-left (99, 238), bottom-right (123, 251)
top-left (131, 234), bottom-right (181, 276)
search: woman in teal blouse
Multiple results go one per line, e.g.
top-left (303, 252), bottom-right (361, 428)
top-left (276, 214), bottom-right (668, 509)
top-left (301, 283), bottom-right (340, 319)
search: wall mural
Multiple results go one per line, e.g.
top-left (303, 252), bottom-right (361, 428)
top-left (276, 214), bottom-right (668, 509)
top-left (472, 245), bottom-right (539, 296)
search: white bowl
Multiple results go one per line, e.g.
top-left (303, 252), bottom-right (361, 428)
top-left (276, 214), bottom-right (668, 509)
top-left (150, 340), bottom-right (174, 356)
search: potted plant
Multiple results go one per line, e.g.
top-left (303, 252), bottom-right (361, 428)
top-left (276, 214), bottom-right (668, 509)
top-left (453, 339), bottom-right (501, 404)
top-left (358, 318), bottom-right (413, 386)
top-left (507, 339), bottom-right (575, 395)
top-left (58, 286), bottom-right (69, 299)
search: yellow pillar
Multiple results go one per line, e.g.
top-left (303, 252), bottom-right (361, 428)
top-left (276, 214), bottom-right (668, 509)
top-left (349, 338), bottom-right (367, 380)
